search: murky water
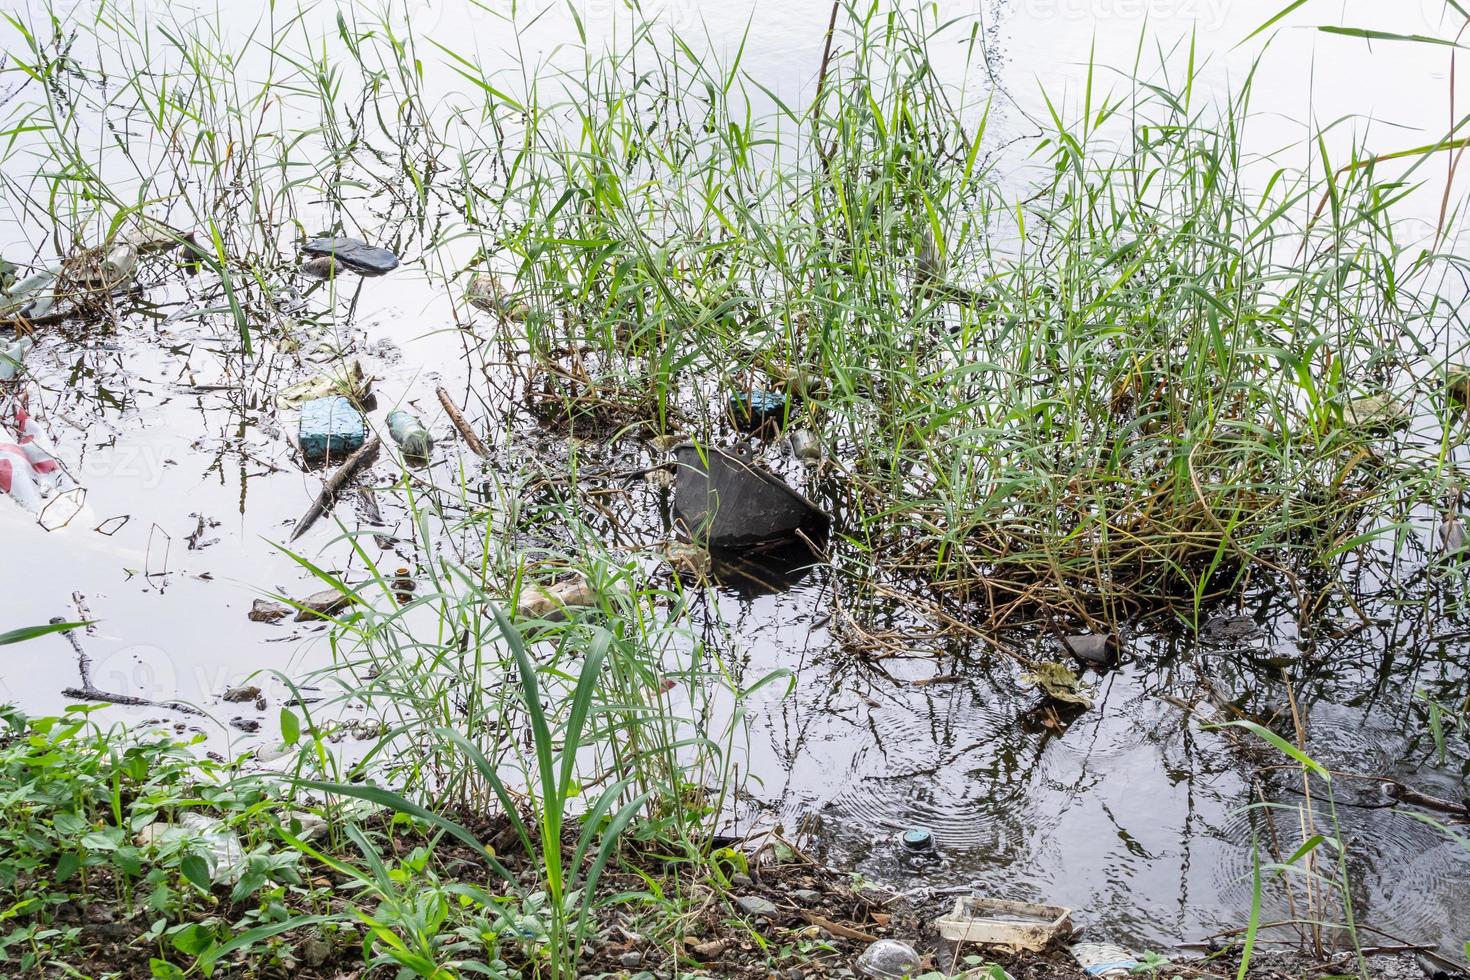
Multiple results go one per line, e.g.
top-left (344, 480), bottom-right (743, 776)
top-left (3, 0), bottom-right (1468, 963)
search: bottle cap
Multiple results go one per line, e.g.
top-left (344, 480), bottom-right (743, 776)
top-left (901, 827), bottom-right (934, 851)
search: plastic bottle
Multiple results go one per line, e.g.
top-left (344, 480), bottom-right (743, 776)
top-left (0, 336), bottom-right (34, 381)
top-left (387, 410), bottom-right (434, 466)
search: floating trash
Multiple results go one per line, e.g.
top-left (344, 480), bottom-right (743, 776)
top-left (855, 939), bottom-right (921, 979)
top-left (1069, 942), bottom-right (1140, 977)
top-left (301, 236), bottom-right (400, 276)
top-left (936, 896), bottom-right (1073, 951)
top-left (1060, 633), bottom-right (1120, 669)
top-left (671, 442), bottom-right (831, 547)
top-left (0, 335), bottom-right (33, 381)
top-left (1, 398), bottom-right (79, 521)
top-left (275, 359), bottom-right (374, 409)
top-left (387, 410), bottom-right (434, 466)
top-left (298, 395), bottom-right (366, 467)
top-left (0, 269), bottom-right (57, 319)
top-left (900, 827), bottom-right (934, 852)
top-left (465, 272), bottom-right (527, 320)
top-left (118, 214), bottom-right (191, 253)
top-left (728, 390), bottom-right (791, 432)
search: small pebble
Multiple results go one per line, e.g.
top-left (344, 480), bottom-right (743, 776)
top-left (619, 950), bottom-right (643, 968)
top-left (730, 872), bottom-right (753, 887)
top-left (790, 889), bottom-right (821, 905)
top-left (735, 895), bottom-right (778, 917)
top-left (301, 937), bottom-right (331, 967)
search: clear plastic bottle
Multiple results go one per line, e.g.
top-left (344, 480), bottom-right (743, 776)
top-left (387, 410), bottom-right (434, 466)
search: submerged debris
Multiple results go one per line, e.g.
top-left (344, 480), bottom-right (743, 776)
top-left (788, 428), bottom-right (823, 463)
top-left (671, 442), bottom-right (831, 547)
top-left (1345, 392), bottom-right (1411, 432)
top-left (276, 360), bottom-right (373, 409)
top-left (1020, 661), bottom-right (1093, 708)
top-left (289, 436), bottom-right (382, 542)
top-left (514, 577), bottom-right (600, 621)
top-left (661, 540), bottom-right (711, 578)
top-left (465, 272), bottom-right (527, 320)
top-left (299, 255), bottom-right (340, 279)
top-left (300, 236), bottom-right (400, 276)
top-left (436, 385), bottom-right (489, 457)
top-left (294, 588), bottom-right (357, 622)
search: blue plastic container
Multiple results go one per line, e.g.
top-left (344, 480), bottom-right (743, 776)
top-left (299, 396), bottom-right (365, 466)
top-left (727, 390), bottom-right (791, 432)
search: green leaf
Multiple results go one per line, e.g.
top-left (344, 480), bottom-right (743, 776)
top-left (52, 811), bottom-right (88, 835)
top-left (171, 922), bottom-right (214, 956)
top-left (0, 621), bottom-right (91, 645)
top-left (197, 914), bottom-right (338, 972)
top-left (1317, 26), bottom-right (1463, 46)
top-left (1214, 721), bottom-right (1330, 781)
top-left (293, 779), bottom-right (516, 885)
top-left (1241, 0), bottom-right (1310, 44)
top-left (1237, 845), bottom-right (1261, 980)
top-left (55, 851), bottom-right (81, 882)
top-left (179, 854), bottom-right (212, 892)
top-left (280, 707), bottom-right (300, 747)
top-left (149, 959), bottom-right (186, 980)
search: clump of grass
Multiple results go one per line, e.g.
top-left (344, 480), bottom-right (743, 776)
top-left (468, 3), bottom-right (1469, 629)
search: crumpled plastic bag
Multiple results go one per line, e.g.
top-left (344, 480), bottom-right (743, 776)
top-left (1, 396), bottom-right (83, 525)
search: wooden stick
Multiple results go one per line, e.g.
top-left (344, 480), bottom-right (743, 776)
top-left (436, 386), bottom-right (488, 458)
top-left (51, 617), bottom-right (202, 715)
top-left (289, 436), bottom-right (381, 542)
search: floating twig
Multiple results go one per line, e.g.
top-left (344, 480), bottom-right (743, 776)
top-left (51, 616), bottom-right (201, 714)
top-left (436, 385), bottom-right (488, 458)
top-left (289, 436), bottom-right (381, 542)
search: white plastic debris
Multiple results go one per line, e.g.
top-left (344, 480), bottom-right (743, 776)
top-left (136, 812), bottom-right (247, 885)
top-left (178, 812), bottom-right (246, 884)
top-left (1, 398), bottom-right (75, 514)
top-left (0, 336), bottom-right (33, 381)
top-left (855, 939), bottom-right (922, 979)
top-left (1069, 942), bottom-right (1140, 978)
